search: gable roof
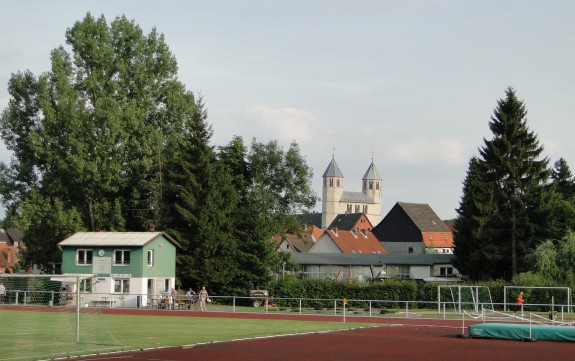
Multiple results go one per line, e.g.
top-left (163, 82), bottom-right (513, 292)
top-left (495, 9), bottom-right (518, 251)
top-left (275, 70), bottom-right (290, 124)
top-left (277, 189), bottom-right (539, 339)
top-left (341, 191), bottom-right (372, 203)
top-left (297, 213), bottom-right (322, 228)
top-left (397, 202), bottom-right (451, 232)
top-left (328, 213), bottom-right (373, 231)
top-left (317, 229), bottom-right (387, 254)
top-left (58, 232), bottom-right (181, 248)
top-left (282, 234), bottom-right (315, 253)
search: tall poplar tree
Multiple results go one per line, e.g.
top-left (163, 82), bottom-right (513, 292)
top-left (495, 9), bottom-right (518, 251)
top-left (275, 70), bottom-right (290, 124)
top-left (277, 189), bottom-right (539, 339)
top-left (453, 88), bottom-right (552, 280)
top-left (0, 13), bottom-right (194, 269)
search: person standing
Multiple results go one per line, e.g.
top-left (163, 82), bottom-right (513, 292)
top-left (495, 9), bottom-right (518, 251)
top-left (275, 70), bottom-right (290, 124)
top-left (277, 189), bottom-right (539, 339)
top-left (515, 291), bottom-right (524, 315)
top-left (198, 286), bottom-right (209, 311)
top-left (0, 283), bottom-right (5, 304)
top-left (185, 288), bottom-right (196, 310)
top-left (170, 288), bottom-right (177, 310)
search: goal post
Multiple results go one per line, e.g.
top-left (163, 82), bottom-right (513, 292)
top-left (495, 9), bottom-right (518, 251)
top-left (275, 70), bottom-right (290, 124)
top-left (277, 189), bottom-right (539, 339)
top-left (0, 273), bottom-right (122, 360)
top-left (437, 285), bottom-right (494, 314)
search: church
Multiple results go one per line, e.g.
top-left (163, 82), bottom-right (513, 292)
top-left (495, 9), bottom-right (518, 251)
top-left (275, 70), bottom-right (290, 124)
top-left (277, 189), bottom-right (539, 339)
top-left (321, 156), bottom-right (382, 229)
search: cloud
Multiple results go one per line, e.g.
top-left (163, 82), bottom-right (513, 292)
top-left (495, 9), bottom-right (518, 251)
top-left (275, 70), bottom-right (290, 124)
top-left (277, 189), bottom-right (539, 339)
top-left (245, 105), bottom-right (317, 144)
top-left (386, 137), bottom-right (466, 165)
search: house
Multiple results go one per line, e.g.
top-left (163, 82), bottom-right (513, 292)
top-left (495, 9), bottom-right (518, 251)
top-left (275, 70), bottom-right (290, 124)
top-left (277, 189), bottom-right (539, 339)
top-left (321, 156), bottom-right (382, 229)
top-left (309, 228), bottom-right (388, 254)
top-left (328, 212), bottom-right (374, 231)
top-left (0, 228), bottom-right (24, 273)
top-left (58, 232), bottom-right (180, 308)
top-left (276, 226), bottom-right (323, 253)
top-left (372, 202), bottom-right (454, 254)
top-left (291, 252), bottom-right (460, 282)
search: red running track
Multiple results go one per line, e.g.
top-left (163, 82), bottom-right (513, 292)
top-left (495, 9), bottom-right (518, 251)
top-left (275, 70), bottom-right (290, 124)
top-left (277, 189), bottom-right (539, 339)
top-left (75, 309), bottom-right (574, 361)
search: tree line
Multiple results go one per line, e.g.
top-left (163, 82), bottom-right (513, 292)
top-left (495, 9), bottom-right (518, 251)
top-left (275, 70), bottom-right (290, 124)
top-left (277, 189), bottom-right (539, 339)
top-left (0, 13), bottom-right (317, 294)
top-left (2, 13), bottom-right (574, 292)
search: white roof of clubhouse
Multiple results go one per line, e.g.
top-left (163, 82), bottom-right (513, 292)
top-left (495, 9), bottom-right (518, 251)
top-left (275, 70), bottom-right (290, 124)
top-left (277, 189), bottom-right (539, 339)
top-left (58, 232), bottom-right (180, 248)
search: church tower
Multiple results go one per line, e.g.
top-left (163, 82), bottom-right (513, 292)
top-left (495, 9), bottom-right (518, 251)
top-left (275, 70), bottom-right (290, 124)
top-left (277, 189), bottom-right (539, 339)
top-left (320, 155), bottom-right (383, 229)
top-left (322, 156), bottom-right (344, 229)
top-left (362, 160), bottom-right (382, 227)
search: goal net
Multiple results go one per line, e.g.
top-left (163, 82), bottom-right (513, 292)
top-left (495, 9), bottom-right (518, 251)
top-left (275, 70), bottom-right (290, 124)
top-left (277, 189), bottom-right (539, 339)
top-left (0, 274), bottom-right (123, 361)
top-left (438, 285), bottom-right (494, 314)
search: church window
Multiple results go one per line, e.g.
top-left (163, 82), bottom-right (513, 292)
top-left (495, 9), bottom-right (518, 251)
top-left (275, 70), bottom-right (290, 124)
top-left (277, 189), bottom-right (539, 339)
top-left (376, 182), bottom-right (380, 190)
top-left (363, 181), bottom-right (367, 189)
top-left (329, 178), bottom-right (333, 187)
top-left (355, 205), bottom-right (360, 212)
top-left (336, 179), bottom-right (340, 187)
top-left (363, 205), bottom-right (368, 213)
top-left (347, 204), bottom-right (352, 212)
top-left (369, 181), bottom-right (373, 190)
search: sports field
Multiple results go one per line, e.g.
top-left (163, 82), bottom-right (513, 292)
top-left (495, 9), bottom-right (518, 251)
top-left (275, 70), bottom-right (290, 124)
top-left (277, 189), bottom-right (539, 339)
top-left (0, 307), bottom-right (374, 361)
top-left (3, 306), bottom-right (575, 361)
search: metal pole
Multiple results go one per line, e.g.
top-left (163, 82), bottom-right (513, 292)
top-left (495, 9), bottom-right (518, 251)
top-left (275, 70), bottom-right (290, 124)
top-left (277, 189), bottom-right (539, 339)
top-left (76, 276), bottom-right (81, 343)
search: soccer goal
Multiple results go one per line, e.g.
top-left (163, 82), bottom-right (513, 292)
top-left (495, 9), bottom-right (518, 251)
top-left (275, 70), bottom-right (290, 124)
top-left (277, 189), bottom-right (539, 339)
top-left (0, 273), bottom-right (122, 361)
top-left (437, 285), bottom-right (494, 314)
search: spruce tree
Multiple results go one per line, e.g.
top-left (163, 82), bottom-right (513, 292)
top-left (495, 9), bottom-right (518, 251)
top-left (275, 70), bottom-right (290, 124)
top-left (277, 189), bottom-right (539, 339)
top-left (166, 98), bottom-right (238, 293)
top-left (454, 88), bottom-right (551, 280)
top-left (551, 158), bottom-right (575, 199)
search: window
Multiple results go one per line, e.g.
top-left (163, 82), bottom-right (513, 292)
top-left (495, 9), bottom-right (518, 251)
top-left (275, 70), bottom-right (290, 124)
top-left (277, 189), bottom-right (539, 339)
top-left (369, 181), bottom-right (373, 190)
top-left (114, 279), bottom-right (129, 293)
top-left (329, 178), bottom-right (333, 187)
top-left (79, 278), bottom-right (92, 292)
top-left (147, 250), bottom-right (154, 266)
top-left (336, 179), bottom-right (340, 187)
top-left (114, 250), bottom-right (130, 265)
top-left (77, 249), bottom-right (93, 265)
top-left (440, 267), bottom-right (453, 276)
top-left (376, 182), bottom-right (380, 190)
top-left (408, 247), bottom-right (414, 254)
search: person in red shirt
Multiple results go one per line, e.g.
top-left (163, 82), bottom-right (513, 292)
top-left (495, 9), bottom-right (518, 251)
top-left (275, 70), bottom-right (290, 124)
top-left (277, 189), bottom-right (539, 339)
top-left (515, 291), bottom-right (524, 314)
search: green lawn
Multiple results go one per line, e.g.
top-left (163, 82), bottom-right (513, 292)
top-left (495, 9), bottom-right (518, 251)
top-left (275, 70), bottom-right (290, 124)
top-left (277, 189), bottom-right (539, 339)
top-left (0, 310), bottom-right (376, 361)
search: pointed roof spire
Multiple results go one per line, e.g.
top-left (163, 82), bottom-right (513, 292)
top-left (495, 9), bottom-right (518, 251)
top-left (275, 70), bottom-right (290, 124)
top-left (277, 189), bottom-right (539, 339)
top-left (362, 158), bottom-right (381, 180)
top-left (322, 154), bottom-right (344, 178)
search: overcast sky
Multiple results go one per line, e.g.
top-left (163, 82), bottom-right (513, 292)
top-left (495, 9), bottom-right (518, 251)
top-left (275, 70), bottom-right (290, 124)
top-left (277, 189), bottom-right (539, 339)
top-left (1, 1), bottom-right (575, 221)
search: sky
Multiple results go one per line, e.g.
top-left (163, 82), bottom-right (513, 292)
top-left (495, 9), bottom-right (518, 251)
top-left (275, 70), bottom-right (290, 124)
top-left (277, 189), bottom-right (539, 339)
top-left (1, 1), bottom-right (575, 221)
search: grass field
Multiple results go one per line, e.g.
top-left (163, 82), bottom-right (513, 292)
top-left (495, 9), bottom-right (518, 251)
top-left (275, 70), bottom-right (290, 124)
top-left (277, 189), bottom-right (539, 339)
top-left (0, 309), bottom-right (376, 361)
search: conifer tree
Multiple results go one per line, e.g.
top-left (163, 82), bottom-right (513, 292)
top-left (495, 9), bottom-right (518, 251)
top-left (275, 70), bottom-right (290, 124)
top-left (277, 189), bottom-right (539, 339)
top-left (551, 158), bottom-right (575, 199)
top-left (166, 98), bottom-right (239, 293)
top-left (454, 88), bottom-right (552, 279)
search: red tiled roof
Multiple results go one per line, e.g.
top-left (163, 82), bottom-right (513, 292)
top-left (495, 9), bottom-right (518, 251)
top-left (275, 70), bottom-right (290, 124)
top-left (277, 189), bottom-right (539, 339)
top-left (325, 229), bottom-right (387, 254)
top-left (421, 232), bottom-right (454, 248)
top-left (310, 226), bottom-right (324, 241)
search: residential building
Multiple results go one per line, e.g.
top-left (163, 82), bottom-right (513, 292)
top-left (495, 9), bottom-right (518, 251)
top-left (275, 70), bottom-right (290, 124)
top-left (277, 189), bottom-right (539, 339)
top-left (372, 202), bottom-right (454, 254)
top-left (292, 253), bottom-right (460, 282)
top-left (0, 228), bottom-right (23, 273)
top-left (58, 232), bottom-right (180, 308)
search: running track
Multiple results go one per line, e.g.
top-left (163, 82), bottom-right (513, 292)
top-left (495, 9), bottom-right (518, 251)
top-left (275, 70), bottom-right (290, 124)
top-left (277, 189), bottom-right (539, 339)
top-left (74, 309), bottom-right (574, 361)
